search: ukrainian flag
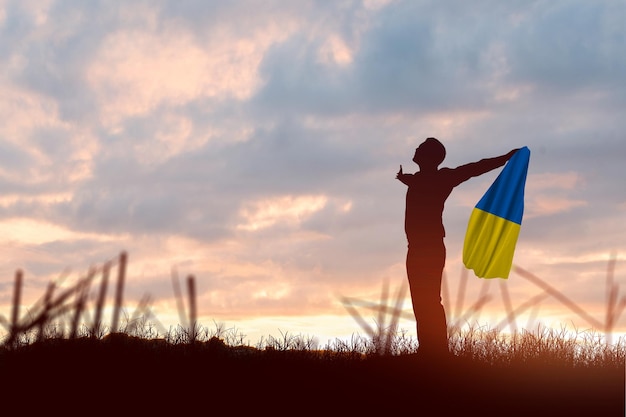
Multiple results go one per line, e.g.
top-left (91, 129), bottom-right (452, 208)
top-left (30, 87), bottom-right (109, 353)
top-left (463, 147), bottom-right (530, 279)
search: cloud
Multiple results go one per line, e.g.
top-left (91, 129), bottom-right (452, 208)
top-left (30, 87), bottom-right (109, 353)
top-left (0, 217), bottom-right (117, 246)
top-left (251, 0), bottom-right (527, 116)
top-left (525, 172), bottom-right (588, 218)
top-left (504, 1), bottom-right (626, 94)
top-left (236, 194), bottom-right (328, 231)
top-left (527, 196), bottom-right (587, 218)
top-left (86, 26), bottom-right (270, 129)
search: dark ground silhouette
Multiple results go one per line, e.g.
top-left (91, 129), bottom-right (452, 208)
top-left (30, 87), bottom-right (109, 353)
top-left (1, 335), bottom-right (622, 416)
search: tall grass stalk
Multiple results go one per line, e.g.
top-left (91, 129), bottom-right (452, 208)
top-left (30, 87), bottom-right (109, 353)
top-left (110, 251), bottom-right (127, 333)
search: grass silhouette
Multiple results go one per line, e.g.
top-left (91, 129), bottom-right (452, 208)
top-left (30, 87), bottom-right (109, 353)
top-left (0, 252), bottom-right (624, 415)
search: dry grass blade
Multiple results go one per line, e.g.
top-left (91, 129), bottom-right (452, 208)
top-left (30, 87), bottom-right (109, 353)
top-left (460, 278), bottom-right (492, 324)
top-left (454, 267), bottom-right (469, 320)
top-left (24, 278), bottom-right (92, 333)
top-left (383, 281), bottom-right (407, 354)
top-left (377, 278), bottom-right (390, 342)
top-left (340, 280), bottom-right (410, 355)
top-left (111, 251), bottom-right (127, 333)
top-left (171, 267), bottom-right (188, 329)
top-left (187, 275), bottom-right (197, 342)
top-left (498, 280), bottom-right (517, 334)
top-left (494, 292), bottom-right (550, 333)
top-left (450, 293), bottom-right (491, 329)
top-left (340, 296), bottom-right (376, 339)
top-left (70, 272), bottom-right (93, 339)
top-left (340, 296), bottom-right (415, 321)
top-left (525, 298), bottom-right (541, 330)
top-left (36, 282), bottom-right (56, 343)
top-left (614, 296), bottom-right (626, 325)
top-left (126, 293), bottom-right (153, 335)
top-left (92, 262), bottom-right (110, 338)
top-left (7, 270), bottom-right (23, 347)
top-left (514, 265), bottom-right (604, 330)
top-left (605, 253), bottom-right (618, 345)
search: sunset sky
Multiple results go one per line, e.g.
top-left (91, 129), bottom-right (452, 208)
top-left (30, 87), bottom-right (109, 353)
top-left (0, 0), bottom-right (625, 346)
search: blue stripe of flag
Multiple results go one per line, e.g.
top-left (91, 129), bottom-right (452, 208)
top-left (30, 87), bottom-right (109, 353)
top-left (475, 147), bottom-right (530, 225)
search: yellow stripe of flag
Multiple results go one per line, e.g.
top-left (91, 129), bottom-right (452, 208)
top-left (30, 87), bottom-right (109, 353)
top-left (463, 147), bottom-right (530, 279)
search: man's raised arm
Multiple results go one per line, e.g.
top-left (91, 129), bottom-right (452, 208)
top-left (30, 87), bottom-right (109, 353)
top-left (450, 148), bottom-right (519, 186)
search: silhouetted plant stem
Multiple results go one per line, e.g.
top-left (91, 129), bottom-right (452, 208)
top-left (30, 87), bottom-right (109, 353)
top-left (37, 282), bottom-right (56, 343)
top-left (93, 262), bottom-right (110, 338)
top-left (454, 268), bottom-right (468, 320)
top-left (111, 252), bottom-right (127, 333)
top-left (71, 270), bottom-right (93, 339)
top-left (171, 268), bottom-right (188, 329)
top-left (9, 270), bottom-right (23, 347)
top-left (605, 253), bottom-right (617, 345)
top-left (514, 265), bottom-right (604, 330)
top-left (187, 275), bottom-right (197, 342)
top-left (499, 280), bottom-right (517, 334)
top-left (495, 292), bottom-right (550, 333)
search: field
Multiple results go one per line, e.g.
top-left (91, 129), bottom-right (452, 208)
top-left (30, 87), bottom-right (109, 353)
top-left (1, 252), bottom-right (624, 415)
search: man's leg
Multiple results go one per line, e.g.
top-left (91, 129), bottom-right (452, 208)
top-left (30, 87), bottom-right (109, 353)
top-left (406, 241), bottom-right (448, 356)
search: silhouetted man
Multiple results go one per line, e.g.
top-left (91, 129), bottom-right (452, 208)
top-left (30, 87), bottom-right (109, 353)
top-left (396, 138), bottom-right (518, 357)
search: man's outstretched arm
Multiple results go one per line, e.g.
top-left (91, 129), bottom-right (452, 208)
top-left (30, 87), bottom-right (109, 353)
top-left (396, 165), bottom-right (412, 185)
top-left (450, 148), bottom-right (519, 186)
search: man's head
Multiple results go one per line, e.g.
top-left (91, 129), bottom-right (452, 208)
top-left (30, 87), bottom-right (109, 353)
top-left (413, 137), bottom-right (446, 169)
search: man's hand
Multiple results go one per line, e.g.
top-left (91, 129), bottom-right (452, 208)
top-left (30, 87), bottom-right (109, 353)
top-left (396, 165), bottom-right (403, 179)
top-left (507, 148), bottom-right (521, 160)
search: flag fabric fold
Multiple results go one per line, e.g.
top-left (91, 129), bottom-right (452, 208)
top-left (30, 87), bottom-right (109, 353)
top-left (463, 147), bottom-right (530, 279)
